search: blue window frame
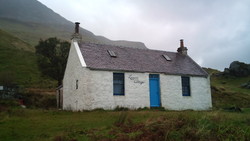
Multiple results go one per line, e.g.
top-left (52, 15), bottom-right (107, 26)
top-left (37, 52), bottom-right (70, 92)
top-left (113, 73), bottom-right (125, 95)
top-left (181, 76), bottom-right (190, 96)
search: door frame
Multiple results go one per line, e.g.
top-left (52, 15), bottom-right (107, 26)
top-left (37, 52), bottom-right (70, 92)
top-left (149, 74), bottom-right (161, 107)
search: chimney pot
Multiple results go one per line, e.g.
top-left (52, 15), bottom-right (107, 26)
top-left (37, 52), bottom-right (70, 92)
top-left (180, 39), bottom-right (184, 48)
top-left (75, 22), bottom-right (80, 34)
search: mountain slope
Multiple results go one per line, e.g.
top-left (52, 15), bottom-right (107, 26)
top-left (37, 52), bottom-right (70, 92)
top-left (0, 0), bottom-right (70, 25)
top-left (0, 29), bottom-right (55, 87)
top-left (0, 0), bottom-right (146, 49)
top-left (204, 68), bottom-right (250, 108)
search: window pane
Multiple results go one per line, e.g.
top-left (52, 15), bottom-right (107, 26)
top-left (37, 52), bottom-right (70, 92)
top-left (114, 84), bottom-right (124, 94)
top-left (113, 73), bottom-right (124, 95)
top-left (181, 77), bottom-right (190, 96)
top-left (114, 79), bottom-right (123, 84)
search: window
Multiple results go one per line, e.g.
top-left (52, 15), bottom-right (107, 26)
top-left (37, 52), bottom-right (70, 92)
top-left (181, 76), bottom-right (190, 96)
top-left (162, 54), bottom-right (171, 61)
top-left (76, 80), bottom-right (78, 89)
top-left (107, 50), bottom-right (117, 57)
top-left (113, 73), bottom-right (124, 95)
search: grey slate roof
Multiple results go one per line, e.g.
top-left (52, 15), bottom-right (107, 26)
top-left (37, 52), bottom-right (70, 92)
top-left (79, 43), bottom-right (208, 77)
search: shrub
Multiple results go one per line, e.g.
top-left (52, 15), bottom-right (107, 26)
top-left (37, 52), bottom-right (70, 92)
top-left (114, 106), bottom-right (129, 111)
top-left (21, 92), bottom-right (56, 109)
top-left (137, 107), bottom-right (149, 111)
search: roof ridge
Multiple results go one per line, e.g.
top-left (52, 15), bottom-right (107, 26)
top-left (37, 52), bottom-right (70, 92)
top-left (79, 42), bottom-right (148, 50)
top-left (79, 42), bottom-right (177, 54)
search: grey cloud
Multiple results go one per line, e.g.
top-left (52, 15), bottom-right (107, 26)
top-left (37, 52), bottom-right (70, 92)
top-left (131, 0), bottom-right (250, 70)
top-left (38, 0), bottom-right (250, 70)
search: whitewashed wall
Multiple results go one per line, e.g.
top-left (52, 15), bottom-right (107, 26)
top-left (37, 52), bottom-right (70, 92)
top-left (160, 75), bottom-right (212, 110)
top-left (83, 71), bottom-right (150, 110)
top-left (63, 41), bottom-right (212, 111)
top-left (64, 68), bottom-right (150, 110)
top-left (63, 41), bottom-right (91, 111)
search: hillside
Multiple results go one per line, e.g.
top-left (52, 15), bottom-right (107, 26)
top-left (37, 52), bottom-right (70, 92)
top-left (204, 68), bottom-right (250, 108)
top-left (0, 0), bottom-right (146, 49)
top-left (0, 29), bottom-right (55, 87)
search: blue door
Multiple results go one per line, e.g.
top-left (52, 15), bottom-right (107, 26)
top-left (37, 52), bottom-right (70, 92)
top-left (149, 74), bottom-right (160, 107)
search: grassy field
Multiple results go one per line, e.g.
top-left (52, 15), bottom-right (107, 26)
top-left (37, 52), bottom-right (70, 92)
top-left (0, 107), bottom-right (250, 141)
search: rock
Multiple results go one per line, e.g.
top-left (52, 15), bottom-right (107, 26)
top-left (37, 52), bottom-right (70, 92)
top-left (21, 105), bottom-right (26, 108)
top-left (228, 61), bottom-right (250, 77)
top-left (241, 81), bottom-right (250, 89)
top-left (224, 68), bottom-right (230, 74)
top-left (241, 83), bottom-right (248, 87)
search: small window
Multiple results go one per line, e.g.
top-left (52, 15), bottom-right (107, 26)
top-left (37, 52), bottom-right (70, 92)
top-left (181, 76), bottom-right (190, 96)
top-left (76, 80), bottom-right (78, 89)
top-left (113, 73), bottom-right (124, 95)
top-left (107, 50), bottom-right (117, 57)
top-left (162, 54), bottom-right (171, 61)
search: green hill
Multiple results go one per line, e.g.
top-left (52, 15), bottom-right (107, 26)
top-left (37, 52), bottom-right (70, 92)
top-left (0, 29), bottom-right (55, 88)
top-left (0, 0), bottom-right (146, 88)
top-left (0, 0), bottom-right (146, 49)
top-left (204, 68), bottom-right (250, 108)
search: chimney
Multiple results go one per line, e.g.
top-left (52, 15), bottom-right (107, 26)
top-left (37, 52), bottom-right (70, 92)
top-left (71, 22), bottom-right (82, 41)
top-left (177, 39), bottom-right (188, 55)
top-left (75, 22), bottom-right (80, 34)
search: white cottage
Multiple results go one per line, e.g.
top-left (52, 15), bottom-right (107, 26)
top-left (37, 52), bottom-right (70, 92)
top-left (62, 23), bottom-right (212, 111)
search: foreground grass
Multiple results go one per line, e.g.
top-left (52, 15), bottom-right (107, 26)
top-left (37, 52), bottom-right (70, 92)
top-left (0, 108), bottom-right (250, 141)
top-left (0, 108), bottom-right (115, 141)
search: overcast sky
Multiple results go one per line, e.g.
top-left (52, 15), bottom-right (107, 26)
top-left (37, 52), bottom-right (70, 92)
top-left (37, 0), bottom-right (250, 70)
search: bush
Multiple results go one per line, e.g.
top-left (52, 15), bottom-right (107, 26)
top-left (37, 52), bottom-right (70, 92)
top-left (114, 106), bottom-right (129, 111)
top-left (0, 99), bottom-right (19, 107)
top-left (137, 107), bottom-right (150, 111)
top-left (21, 92), bottom-right (56, 109)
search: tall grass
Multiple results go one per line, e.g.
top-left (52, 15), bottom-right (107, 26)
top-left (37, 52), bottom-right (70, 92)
top-left (0, 108), bottom-right (249, 141)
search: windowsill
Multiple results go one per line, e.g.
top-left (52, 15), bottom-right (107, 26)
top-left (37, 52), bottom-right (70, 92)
top-left (114, 94), bottom-right (125, 96)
